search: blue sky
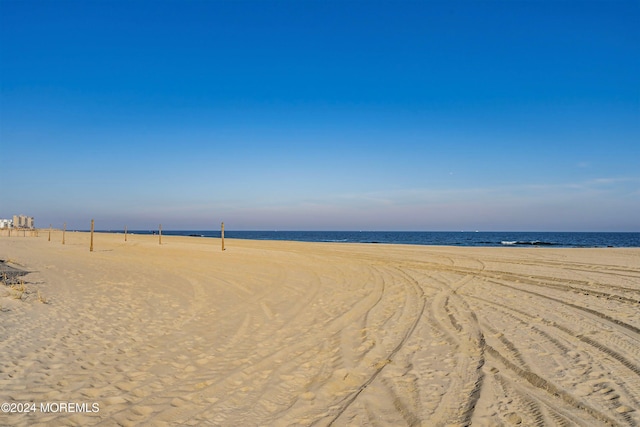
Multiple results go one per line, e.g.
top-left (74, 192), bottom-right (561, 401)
top-left (1, 0), bottom-right (638, 231)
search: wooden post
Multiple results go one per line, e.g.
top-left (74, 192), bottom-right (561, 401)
top-left (221, 222), bottom-right (225, 251)
top-left (159, 224), bottom-right (162, 245)
top-left (124, 225), bottom-right (127, 242)
top-left (62, 223), bottom-right (66, 244)
top-left (48, 225), bottom-right (51, 241)
top-left (90, 219), bottom-right (94, 252)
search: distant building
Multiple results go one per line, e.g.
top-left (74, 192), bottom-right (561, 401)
top-left (0, 219), bottom-right (12, 229)
top-left (12, 215), bottom-right (34, 229)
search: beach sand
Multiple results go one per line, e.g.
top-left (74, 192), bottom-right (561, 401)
top-left (0, 232), bottom-right (638, 426)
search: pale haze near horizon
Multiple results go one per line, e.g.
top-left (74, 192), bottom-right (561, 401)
top-left (1, 1), bottom-right (638, 231)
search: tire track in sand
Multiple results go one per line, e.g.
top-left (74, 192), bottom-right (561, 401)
top-left (326, 265), bottom-right (427, 426)
top-left (464, 286), bottom-right (640, 426)
top-left (393, 267), bottom-right (486, 427)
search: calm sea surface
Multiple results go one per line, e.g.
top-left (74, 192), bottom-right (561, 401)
top-left (119, 231), bottom-right (640, 248)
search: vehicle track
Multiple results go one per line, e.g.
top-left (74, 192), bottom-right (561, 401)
top-left (464, 289), bottom-right (640, 425)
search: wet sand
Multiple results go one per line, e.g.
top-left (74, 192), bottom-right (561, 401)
top-left (1, 231), bottom-right (639, 426)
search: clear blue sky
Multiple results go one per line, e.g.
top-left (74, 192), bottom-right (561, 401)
top-left (1, 0), bottom-right (638, 231)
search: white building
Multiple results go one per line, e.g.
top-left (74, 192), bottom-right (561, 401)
top-left (0, 219), bottom-right (12, 229)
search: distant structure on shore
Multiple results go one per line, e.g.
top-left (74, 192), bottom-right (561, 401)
top-left (0, 215), bottom-right (35, 229)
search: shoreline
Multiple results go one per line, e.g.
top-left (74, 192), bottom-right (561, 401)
top-left (6, 228), bottom-right (638, 249)
top-left (5, 229), bottom-right (640, 250)
top-left (1, 232), bottom-right (639, 425)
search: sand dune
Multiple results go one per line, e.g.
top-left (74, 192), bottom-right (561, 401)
top-left (1, 232), bottom-right (639, 426)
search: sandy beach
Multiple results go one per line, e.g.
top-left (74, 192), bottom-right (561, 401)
top-left (0, 232), bottom-right (638, 426)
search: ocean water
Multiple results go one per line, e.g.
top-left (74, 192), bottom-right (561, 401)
top-left (124, 230), bottom-right (640, 248)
